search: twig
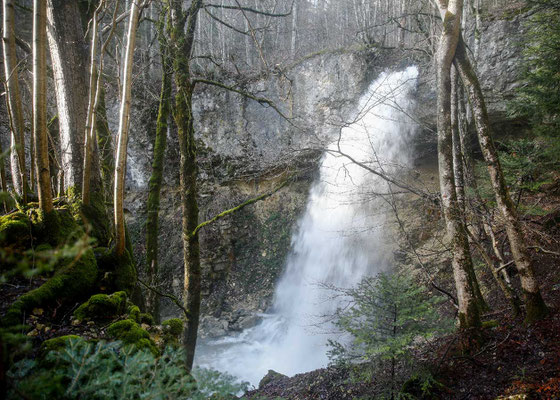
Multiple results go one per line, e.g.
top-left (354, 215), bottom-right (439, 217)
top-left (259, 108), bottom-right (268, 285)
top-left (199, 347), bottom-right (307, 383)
top-left (528, 246), bottom-right (560, 257)
top-left (137, 278), bottom-right (190, 319)
top-left (191, 177), bottom-right (291, 238)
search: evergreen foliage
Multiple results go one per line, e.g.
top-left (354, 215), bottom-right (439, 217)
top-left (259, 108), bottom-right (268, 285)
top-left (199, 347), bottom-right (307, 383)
top-left (510, 0), bottom-right (560, 132)
top-left (327, 272), bottom-right (451, 397)
top-left (328, 273), bottom-right (450, 366)
top-left (7, 339), bottom-right (248, 399)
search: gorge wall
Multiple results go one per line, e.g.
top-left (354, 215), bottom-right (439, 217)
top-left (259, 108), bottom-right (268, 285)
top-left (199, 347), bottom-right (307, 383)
top-left (119, 6), bottom-right (530, 336)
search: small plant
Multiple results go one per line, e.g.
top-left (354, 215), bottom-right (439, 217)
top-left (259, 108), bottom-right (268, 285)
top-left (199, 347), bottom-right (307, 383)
top-left (327, 272), bottom-right (452, 398)
top-left (509, 0), bottom-right (560, 133)
top-left (7, 338), bottom-right (248, 399)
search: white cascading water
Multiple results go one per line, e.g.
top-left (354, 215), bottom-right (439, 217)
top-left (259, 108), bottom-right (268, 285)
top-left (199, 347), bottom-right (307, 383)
top-left (195, 67), bottom-right (420, 386)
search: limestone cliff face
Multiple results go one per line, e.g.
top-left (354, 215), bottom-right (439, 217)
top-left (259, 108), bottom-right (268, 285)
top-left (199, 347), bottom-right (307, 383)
top-left (120, 8), bottom-right (531, 334)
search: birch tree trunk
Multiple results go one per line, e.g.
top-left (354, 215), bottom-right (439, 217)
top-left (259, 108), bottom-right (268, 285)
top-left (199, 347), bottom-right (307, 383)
top-left (169, 0), bottom-right (203, 372)
top-left (114, 0), bottom-right (141, 256)
top-left (33, 0), bottom-right (53, 213)
top-left (453, 36), bottom-right (548, 322)
top-left (435, 0), bottom-right (481, 330)
top-left (2, 0), bottom-right (28, 203)
top-left (47, 0), bottom-right (89, 194)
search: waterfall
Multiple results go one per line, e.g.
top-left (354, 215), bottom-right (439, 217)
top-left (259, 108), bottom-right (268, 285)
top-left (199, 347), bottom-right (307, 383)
top-left (195, 67), bottom-right (420, 386)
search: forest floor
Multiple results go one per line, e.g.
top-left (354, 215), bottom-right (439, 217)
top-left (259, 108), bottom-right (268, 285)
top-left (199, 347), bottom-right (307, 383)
top-left (243, 186), bottom-right (560, 400)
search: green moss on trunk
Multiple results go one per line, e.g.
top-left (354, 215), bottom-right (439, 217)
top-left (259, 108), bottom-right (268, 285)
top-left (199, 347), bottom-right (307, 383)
top-left (145, 31), bottom-right (172, 319)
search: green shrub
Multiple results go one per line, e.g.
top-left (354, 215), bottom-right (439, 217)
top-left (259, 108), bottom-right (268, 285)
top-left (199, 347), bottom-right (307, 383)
top-left (327, 272), bottom-right (452, 398)
top-left (7, 339), bottom-right (248, 400)
top-left (509, 0), bottom-right (560, 133)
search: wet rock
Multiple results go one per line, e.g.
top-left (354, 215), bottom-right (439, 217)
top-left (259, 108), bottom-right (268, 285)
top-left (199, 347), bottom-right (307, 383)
top-left (259, 370), bottom-right (288, 389)
top-left (200, 316), bottom-right (230, 339)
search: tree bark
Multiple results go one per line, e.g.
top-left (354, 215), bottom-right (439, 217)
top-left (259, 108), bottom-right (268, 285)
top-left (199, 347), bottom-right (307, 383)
top-left (452, 67), bottom-right (488, 312)
top-left (47, 0), bottom-right (89, 193)
top-left (169, 0), bottom-right (203, 372)
top-left (96, 87), bottom-right (115, 202)
top-left (33, 0), bottom-right (53, 213)
top-left (82, 2), bottom-right (102, 205)
top-left (436, 0), bottom-right (481, 330)
top-left (145, 14), bottom-right (172, 320)
top-left (2, 0), bottom-right (28, 203)
top-left (454, 36), bottom-right (549, 323)
top-left (114, 0), bottom-right (141, 256)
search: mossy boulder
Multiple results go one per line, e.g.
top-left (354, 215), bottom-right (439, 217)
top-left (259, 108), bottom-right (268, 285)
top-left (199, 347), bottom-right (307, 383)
top-left (162, 318), bottom-right (183, 336)
top-left (29, 207), bottom-right (79, 247)
top-left (106, 319), bottom-right (158, 355)
top-left (73, 291), bottom-right (128, 322)
top-left (127, 304), bottom-right (141, 323)
top-left (139, 313), bottom-right (154, 325)
top-left (41, 335), bottom-right (83, 355)
top-left (3, 248), bottom-right (98, 326)
top-left (258, 370), bottom-right (287, 389)
top-left (0, 212), bottom-right (31, 248)
top-left (161, 318), bottom-right (183, 346)
top-left (95, 247), bottom-right (137, 295)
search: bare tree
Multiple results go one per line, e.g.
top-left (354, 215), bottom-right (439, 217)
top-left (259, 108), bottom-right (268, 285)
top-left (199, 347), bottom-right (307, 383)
top-left (47, 0), bottom-right (90, 194)
top-left (33, 0), bottom-right (53, 213)
top-left (2, 0), bottom-right (28, 203)
top-left (114, 0), bottom-right (142, 256)
top-left (434, 0), bottom-right (481, 330)
top-left (453, 36), bottom-right (549, 322)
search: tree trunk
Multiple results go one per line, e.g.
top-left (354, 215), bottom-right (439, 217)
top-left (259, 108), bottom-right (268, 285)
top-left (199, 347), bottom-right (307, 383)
top-left (145, 17), bottom-right (172, 320)
top-left (454, 36), bottom-right (549, 323)
top-left (452, 68), bottom-right (488, 312)
top-left (169, 0), bottom-right (203, 372)
top-left (114, 0), bottom-right (141, 256)
top-left (47, 0), bottom-right (89, 193)
top-left (96, 87), bottom-right (115, 203)
top-left (436, 0), bottom-right (480, 330)
top-left (0, 129), bottom-right (8, 212)
top-left (82, 3), bottom-right (102, 205)
top-left (2, 0), bottom-right (28, 203)
top-left (33, 0), bottom-right (53, 213)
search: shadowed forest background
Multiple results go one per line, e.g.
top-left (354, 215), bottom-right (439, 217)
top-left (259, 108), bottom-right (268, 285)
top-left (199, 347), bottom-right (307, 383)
top-left (1, 0), bottom-right (559, 399)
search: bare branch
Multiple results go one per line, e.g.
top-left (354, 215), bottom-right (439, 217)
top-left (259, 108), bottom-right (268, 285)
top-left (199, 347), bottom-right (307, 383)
top-left (192, 78), bottom-right (294, 124)
top-left (191, 176), bottom-right (292, 238)
top-left (203, 1), bottom-right (293, 17)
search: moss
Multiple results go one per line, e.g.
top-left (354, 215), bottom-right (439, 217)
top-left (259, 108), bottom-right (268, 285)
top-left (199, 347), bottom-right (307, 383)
top-left (139, 313), bottom-right (154, 325)
top-left (161, 318), bottom-right (183, 346)
top-left (482, 319), bottom-right (499, 329)
top-left (73, 291), bottom-right (128, 322)
top-left (0, 212), bottom-right (31, 248)
top-left (3, 248), bottom-right (98, 326)
top-left (79, 190), bottom-right (111, 247)
top-left (127, 304), bottom-right (141, 323)
top-left (96, 247), bottom-right (137, 295)
top-left (41, 335), bottom-right (83, 355)
top-left (106, 319), bottom-right (158, 355)
top-left (29, 207), bottom-right (80, 247)
top-left (162, 318), bottom-right (183, 336)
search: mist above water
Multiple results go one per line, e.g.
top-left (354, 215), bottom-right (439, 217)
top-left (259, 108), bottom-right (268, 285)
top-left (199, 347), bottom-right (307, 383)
top-left (195, 67), bottom-right (420, 386)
